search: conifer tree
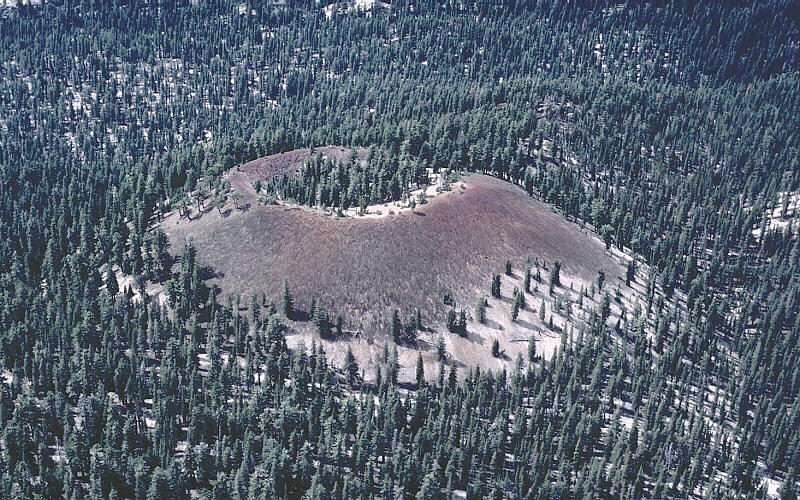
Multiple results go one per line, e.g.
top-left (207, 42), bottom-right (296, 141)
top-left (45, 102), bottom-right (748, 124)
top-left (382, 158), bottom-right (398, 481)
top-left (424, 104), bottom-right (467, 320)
top-left (416, 353), bottom-right (425, 388)
top-left (626, 259), bottom-right (637, 286)
top-left (282, 280), bottom-right (294, 319)
top-left (345, 347), bottom-right (359, 386)
top-left (391, 310), bottom-right (403, 344)
top-left (335, 313), bottom-right (343, 337)
top-left (596, 270), bottom-right (606, 292)
top-left (528, 336), bottom-right (537, 363)
top-left (105, 267), bottom-right (119, 296)
top-left (475, 297), bottom-right (487, 324)
top-left (549, 260), bottom-right (561, 288)
top-left (436, 335), bottom-right (447, 362)
top-left (491, 274), bottom-right (502, 299)
top-left (524, 265), bottom-right (532, 293)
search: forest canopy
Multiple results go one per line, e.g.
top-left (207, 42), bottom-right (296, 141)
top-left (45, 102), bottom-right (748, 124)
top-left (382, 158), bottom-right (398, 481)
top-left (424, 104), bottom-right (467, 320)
top-left (0, 0), bottom-right (798, 498)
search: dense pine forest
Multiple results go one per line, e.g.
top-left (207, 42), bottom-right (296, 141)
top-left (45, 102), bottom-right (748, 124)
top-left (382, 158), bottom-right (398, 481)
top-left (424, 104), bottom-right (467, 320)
top-left (0, 0), bottom-right (799, 498)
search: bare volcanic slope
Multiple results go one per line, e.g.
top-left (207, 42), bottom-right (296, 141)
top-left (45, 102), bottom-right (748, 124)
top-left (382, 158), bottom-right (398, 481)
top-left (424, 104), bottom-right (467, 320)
top-left (160, 150), bottom-right (623, 343)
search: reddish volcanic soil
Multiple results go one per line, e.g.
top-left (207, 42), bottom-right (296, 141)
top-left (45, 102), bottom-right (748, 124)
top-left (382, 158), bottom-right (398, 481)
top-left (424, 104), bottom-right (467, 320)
top-left (160, 155), bottom-right (622, 337)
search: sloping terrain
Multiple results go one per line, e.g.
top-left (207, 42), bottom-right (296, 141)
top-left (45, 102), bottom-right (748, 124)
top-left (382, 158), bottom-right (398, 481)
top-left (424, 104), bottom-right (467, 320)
top-left (230, 146), bottom-right (368, 191)
top-left (159, 148), bottom-right (625, 377)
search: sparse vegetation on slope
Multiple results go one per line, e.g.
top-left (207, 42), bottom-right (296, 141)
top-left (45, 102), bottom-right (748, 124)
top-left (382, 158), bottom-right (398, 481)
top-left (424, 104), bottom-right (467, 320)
top-left (160, 160), bottom-right (623, 374)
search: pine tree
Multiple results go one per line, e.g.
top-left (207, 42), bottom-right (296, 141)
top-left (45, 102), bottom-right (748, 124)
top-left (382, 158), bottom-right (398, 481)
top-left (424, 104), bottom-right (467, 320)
top-left (345, 347), bottom-right (359, 386)
top-left (549, 260), bottom-right (561, 288)
top-left (436, 335), bottom-right (447, 362)
top-left (214, 192), bottom-right (227, 213)
top-left (282, 280), bottom-right (294, 319)
top-left (524, 265), bottom-right (531, 293)
top-left (491, 274), bottom-right (502, 298)
top-left (231, 191), bottom-right (244, 209)
top-left (528, 336), bottom-right (536, 362)
top-left (626, 259), bottom-right (637, 286)
top-left (446, 309), bottom-right (458, 333)
top-left (405, 314), bottom-right (418, 344)
top-left (475, 297), bottom-right (487, 324)
top-left (335, 313), bottom-right (343, 337)
top-left (391, 310), bottom-right (403, 344)
top-left (596, 270), bottom-right (606, 291)
top-left (514, 286), bottom-right (525, 310)
top-left (416, 352), bottom-right (425, 388)
top-left (105, 267), bottom-right (119, 296)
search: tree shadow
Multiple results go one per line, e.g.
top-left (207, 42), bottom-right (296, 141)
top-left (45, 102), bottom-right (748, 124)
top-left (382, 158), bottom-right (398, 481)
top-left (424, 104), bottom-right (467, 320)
top-left (220, 208), bottom-right (233, 218)
top-left (199, 265), bottom-right (225, 280)
top-left (450, 358), bottom-right (468, 370)
top-left (463, 329), bottom-right (486, 346)
top-left (321, 329), bottom-right (361, 341)
top-left (398, 381), bottom-right (418, 391)
top-left (515, 318), bottom-right (538, 331)
top-left (412, 211), bottom-right (427, 216)
top-left (484, 318), bottom-right (504, 331)
top-left (292, 310), bottom-right (311, 322)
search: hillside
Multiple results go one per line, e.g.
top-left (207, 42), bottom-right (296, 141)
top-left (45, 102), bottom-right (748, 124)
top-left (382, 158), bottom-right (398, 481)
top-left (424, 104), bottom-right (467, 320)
top-left (159, 148), bottom-right (625, 377)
